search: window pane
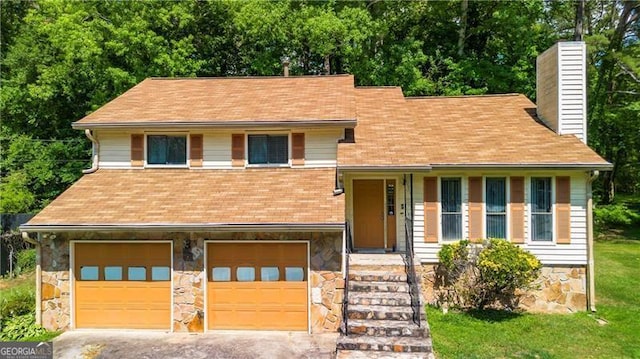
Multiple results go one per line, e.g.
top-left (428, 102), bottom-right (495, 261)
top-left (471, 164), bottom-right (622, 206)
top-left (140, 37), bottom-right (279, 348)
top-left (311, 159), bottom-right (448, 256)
top-left (147, 135), bottom-right (167, 164)
top-left (487, 214), bottom-right (507, 239)
top-left (486, 178), bottom-right (506, 213)
top-left (261, 267), bottom-right (280, 281)
top-left (285, 267), bottom-right (304, 281)
top-left (267, 136), bottom-right (288, 164)
top-left (441, 178), bottom-right (461, 212)
top-left (442, 213), bottom-right (462, 240)
top-left (151, 266), bottom-right (170, 281)
top-left (128, 267), bottom-right (146, 281)
top-left (212, 267), bottom-right (231, 282)
top-left (248, 135), bottom-right (268, 164)
top-left (532, 178), bottom-right (552, 213)
top-left (104, 266), bottom-right (123, 281)
top-left (80, 266), bottom-right (99, 280)
top-left (237, 267), bottom-right (255, 282)
top-left (166, 136), bottom-right (186, 165)
top-left (532, 214), bottom-right (553, 241)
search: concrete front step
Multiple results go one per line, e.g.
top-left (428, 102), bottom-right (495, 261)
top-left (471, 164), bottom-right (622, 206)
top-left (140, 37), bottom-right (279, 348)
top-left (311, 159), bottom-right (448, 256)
top-left (349, 280), bottom-right (409, 293)
top-left (348, 253), bottom-right (407, 272)
top-left (348, 292), bottom-right (412, 306)
top-left (347, 319), bottom-right (429, 337)
top-left (336, 335), bottom-right (433, 353)
top-left (349, 270), bottom-right (407, 282)
top-left (348, 305), bottom-right (414, 321)
top-left (336, 349), bottom-right (435, 359)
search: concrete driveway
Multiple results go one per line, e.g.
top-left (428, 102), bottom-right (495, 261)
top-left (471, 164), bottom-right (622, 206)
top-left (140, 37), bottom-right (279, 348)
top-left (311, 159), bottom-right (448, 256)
top-left (53, 330), bottom-right (339, 359)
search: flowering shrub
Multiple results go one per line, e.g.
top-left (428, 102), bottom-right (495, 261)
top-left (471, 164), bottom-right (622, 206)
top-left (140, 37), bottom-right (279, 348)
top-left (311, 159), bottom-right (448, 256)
top-left (436, 239), bottom-right (542, 310)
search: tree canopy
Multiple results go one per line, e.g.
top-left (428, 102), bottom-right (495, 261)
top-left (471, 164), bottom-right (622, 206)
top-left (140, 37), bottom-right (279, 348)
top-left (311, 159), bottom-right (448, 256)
top-left (1, 0), bottom-right (638, 213)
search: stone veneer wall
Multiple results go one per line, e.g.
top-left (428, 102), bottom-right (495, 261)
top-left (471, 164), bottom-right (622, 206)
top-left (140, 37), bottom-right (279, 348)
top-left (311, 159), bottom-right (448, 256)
top-left (418, 264), bottom-right (587, 313)
top-left (37, 231), bottom-right (342, 333)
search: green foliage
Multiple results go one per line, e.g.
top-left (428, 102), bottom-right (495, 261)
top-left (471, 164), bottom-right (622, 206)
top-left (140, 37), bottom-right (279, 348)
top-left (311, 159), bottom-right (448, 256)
top-left (16, 249), bottom-right (36, 274)
top-left (436, 239), bottom-right (541, 310)
top-left (594, 203), bottom-right (640, 230)
top-left (0, 284), bottom-right (35, 320)
top-left (428, 240), bottom-right (640, 359)
top-left (0, 313), bottom-right (47, 341)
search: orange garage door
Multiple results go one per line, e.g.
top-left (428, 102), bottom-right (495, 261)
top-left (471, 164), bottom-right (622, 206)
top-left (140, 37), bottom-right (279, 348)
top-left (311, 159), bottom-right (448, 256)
top-left (74, 242), bottom-right (171, 329)
top-left (207, 242), bottom-right (308, 331)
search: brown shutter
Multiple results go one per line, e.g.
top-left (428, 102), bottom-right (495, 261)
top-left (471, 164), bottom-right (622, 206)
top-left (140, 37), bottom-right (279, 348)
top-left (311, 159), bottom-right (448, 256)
top-left (556, 176), bottom-right (571, 244)
top-left (424, 177), bottom-right (438, 243)
top-left (131, 134), bottom-right (144, 167)
top-left (292, 133), bottom-right (305, 166)
top-left (190, 134), bottom-right (203, 167)
top-left (468, 177), bottom-right (483, 242)
top-left (231, 134), bottom-right (244, 167)
top-left (510, 177), bottom-right (525, 244)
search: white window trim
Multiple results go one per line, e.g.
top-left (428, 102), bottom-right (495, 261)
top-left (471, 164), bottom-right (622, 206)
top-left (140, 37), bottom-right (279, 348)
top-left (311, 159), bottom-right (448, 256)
top-left (245, 132), bottom-right (292, 168)
top-left (438, 176), bottom-right (466, 243)
top-left (527, 176), bottom-right (557, 246)
top-left (144, 132), bottom-right (190, 169)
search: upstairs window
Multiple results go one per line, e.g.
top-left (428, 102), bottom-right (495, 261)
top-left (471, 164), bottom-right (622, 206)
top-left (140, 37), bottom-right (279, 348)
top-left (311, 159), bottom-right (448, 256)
top-left (486, 178), bottom-right (507, 239)
top-left (441, 178), bottom-right (462, 240)
top-left (147, 135), bottom-right (186, 165)
top-left (531, 177), bottom-right (553, 241)
top-left (248, 135), bottom-right (288, 165)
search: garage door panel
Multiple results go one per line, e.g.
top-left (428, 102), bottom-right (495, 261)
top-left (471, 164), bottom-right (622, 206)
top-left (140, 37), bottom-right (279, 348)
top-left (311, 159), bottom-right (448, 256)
top-left (207, 242), bottom-right (308, 331)
top-left (74, 242), bottom-right (171, 329)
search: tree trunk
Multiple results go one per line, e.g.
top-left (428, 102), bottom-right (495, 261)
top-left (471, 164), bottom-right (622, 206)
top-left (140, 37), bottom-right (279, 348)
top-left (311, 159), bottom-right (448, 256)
top-left (457, 0), bottom-right (468, 56)
top-left (573, 0), bottom-right (585, 41)
top-left (324, 54), bottom-right (331, 75)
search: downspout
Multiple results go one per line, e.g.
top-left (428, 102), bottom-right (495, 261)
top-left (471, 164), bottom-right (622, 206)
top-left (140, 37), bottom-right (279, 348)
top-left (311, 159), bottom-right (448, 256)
top-left (22, 232), bottom-right (42, 325)
top-left (82, 129), bottom-right (99, 174)
top-left (586, 170), bottom-right (599, 312)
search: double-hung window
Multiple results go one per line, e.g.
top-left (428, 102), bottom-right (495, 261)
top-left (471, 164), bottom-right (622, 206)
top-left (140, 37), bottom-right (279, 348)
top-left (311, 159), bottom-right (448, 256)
top-left (441, 178), bottom-right (462, 240)
top-left (248, 135), bottom-right (288, 165)
top-left (531, 177), bottom-right (553, 241)
top-left (486, 177), bottom-right (507, 239)
top-left (147, 135), bottom-right (187, 165)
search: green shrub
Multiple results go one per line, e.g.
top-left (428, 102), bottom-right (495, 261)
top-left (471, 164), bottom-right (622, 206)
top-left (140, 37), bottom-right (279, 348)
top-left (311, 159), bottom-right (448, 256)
top-left (0, 313), bottom-right (47, 341)
top-left (436, 239), bottom-right (542, 310)
top-left (594, 203), bottom-right (640, 230)
top-left (0, 286), bottom-right (35, 320)
top-left (16, 249), bottom-right (36, 274)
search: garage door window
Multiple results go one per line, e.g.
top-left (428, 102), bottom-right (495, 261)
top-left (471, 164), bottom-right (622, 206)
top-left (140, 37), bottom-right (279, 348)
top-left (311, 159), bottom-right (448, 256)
top-left (212, 267), bottom-right (231, 281)
top-left (80, 266), bottom-right (99, 280)
top-left (237, 267), bottom-right (255, 281)
top-left (261, 267), bottom-right (280, 281)
top-left (151, 266), bottom-right (170, 281)
top-left (285, 267), bottom-right (304, 281)
top-left (128, 267), bottom-right (146, 281)
top-left (104, 266), bottom-right (123, 281)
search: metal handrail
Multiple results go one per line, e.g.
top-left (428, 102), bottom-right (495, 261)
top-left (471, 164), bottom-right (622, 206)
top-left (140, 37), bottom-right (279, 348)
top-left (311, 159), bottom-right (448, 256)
top-left (403, 173), bottom-right (421, 327)
top-left (341, 221), bottom-right (353, 335)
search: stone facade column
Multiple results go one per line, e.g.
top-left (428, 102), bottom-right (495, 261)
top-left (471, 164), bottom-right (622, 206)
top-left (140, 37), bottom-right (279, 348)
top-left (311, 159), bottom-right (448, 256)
top-left (40, 233), bottom-right (71, 331)
top-left (172, 236), bottom-right (205, 332)
top-left (309, 233), bottom-right (344, 333)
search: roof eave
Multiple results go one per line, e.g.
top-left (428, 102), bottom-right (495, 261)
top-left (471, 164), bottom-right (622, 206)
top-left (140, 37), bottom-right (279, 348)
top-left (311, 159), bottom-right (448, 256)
top-left (430, 163), bottom-right (613, 170)
top-left (72, 119), bottom-right (357, 130)
top-left (338, 165), bottom-right (433, 172)
top-left (19, 223), bottom-right (346, 233)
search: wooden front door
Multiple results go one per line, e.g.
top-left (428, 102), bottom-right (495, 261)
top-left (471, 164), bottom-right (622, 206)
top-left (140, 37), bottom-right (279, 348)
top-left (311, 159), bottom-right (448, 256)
top-left (353, 179), bottom-right (385, 248)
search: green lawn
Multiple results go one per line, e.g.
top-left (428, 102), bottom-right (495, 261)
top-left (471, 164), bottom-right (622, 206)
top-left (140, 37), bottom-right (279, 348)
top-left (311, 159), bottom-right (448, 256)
top-left (427, 239), bottom-right (640, 359)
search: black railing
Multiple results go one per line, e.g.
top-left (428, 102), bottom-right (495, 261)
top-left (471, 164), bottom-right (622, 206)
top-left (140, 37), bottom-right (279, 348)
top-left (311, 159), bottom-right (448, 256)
top-left (403, 173), bottom-right (421, 327)
top-left (341, 221), bottom-right (353, 335)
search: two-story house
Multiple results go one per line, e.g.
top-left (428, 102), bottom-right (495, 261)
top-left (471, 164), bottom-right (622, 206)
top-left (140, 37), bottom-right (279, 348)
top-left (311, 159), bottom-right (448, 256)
top-left (21, 41), bottom-right (611, 335)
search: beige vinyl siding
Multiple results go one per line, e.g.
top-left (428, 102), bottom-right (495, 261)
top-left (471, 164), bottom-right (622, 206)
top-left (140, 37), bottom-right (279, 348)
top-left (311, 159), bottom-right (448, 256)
top-left (412, 172), bottom-right (588, 265)
top-left (203, 131), bottom-right (233, 168)
top-left (304, 129), bottom-right (342, 167)
top-left (98, 131), bottom-right (131, 168)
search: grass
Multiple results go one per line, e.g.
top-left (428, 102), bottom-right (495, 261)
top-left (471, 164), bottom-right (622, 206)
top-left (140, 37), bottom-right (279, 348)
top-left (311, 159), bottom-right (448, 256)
top-left (0, 271), bottom-right (62, 342)
top-left (427, 239), bottom-right (640, 358)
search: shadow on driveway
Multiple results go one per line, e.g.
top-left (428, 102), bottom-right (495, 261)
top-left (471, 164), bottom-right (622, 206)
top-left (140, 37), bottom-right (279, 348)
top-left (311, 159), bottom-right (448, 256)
top-left (53, 330), bottom-right (339, 359)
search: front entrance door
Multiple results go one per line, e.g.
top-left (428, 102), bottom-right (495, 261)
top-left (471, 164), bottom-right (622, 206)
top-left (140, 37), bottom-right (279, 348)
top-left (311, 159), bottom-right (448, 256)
top-left (353, 179), bottom-right (385, 248)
